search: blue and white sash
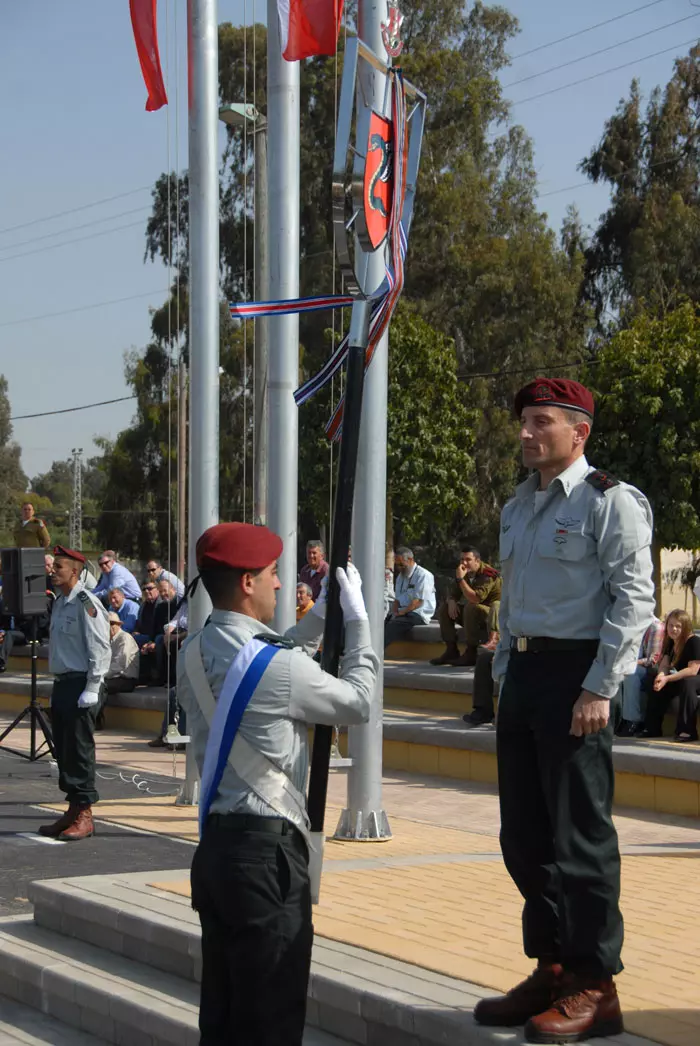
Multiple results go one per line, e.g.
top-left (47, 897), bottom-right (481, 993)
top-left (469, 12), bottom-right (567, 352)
top-left (198, 637), bottom-right (280, 835)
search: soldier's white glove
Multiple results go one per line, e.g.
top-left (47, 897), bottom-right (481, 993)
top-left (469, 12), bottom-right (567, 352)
top-left (77, 690), bottom-right (99, 709)
top-left (310, 575), bottom-right (329, 617)
top-left (337, 564), bottom-right (368, 622)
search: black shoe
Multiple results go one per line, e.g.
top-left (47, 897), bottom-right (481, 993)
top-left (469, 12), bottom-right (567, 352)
top-left (95, 711), bottom-right (106, 731)
top-left (638, 728), bottom-right (662, 739)
top-left (0, 660), bottom-right (6, 674)
top-left (616, 720), bottom-right (643, 738)
top-left (462, 712), bottom-right (494, 728)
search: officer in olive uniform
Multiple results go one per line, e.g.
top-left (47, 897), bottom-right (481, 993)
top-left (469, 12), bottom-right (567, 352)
top-left (177, 522), bottom-right (378, 1046)
top-left (39, 546), bottom-right (110, 842)
top-left (432, 546), bottom-right (501, 666)
top-left (474, 379), bottom-right (655, 1044)
top-left (13, 502), bottom-right (50, 549)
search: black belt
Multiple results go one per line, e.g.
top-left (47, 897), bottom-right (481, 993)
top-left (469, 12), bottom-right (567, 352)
top-left (510, 637), bottom-right (599, 654)
top-left (206, 813), bottom-right (294, 835)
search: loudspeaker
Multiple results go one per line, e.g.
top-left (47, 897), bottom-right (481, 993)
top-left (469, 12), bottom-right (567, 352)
top-left (0, 548), bottom-right (49, 617)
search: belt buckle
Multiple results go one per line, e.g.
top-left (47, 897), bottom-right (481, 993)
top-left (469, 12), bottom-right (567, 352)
top-left (516, 637), bottom-right (528, 653)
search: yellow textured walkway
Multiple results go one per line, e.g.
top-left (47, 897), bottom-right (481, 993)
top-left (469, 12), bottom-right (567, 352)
top-left (54, 793), bottom-right (700, 1046)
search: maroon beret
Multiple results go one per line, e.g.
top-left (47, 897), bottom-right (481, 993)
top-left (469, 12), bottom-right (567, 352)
top-left (514, 378), bottom-right (594, 419)
top-left (53, 545), bottom-right (86, 564)
top-left (196, 523), bottom-right (283, 571)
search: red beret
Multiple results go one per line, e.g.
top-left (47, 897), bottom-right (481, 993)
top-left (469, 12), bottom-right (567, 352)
top-left (196, 523), bottom-right (283, 571)
top-left (53, 545), bottom-right (86, 564)
top-left (514, 378), bottom-right (594, 419)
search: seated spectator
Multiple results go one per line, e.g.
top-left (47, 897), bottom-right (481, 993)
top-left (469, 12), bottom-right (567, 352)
top-left (133, 581), bottom-right (162, 647)
top-left (147, 686), bottom-right (187, 750)
top-left (299, 539), bottom-right (329, 601)
top-left (384, 560), bottom-right (395, 621)
top-left (108, 587), bottom-right (139, 633)
top-left (296, 582), bottom-right (314, 620)
top-left (616, 615), bottom-right (665, 737)
top-left (384, 547), bottom-right (436, 650)
top-left (158, 579), bottom-right (188, 684)
top-left (641, 609), bottom-right (700, 741)
top-left (93, 550), bottom-right (141, 604)
top-left (146, 558), bottom-right (185, 601)
top-left (104, 613), bottom-right (140, 695)
top-left (431, 546), bottom-right (501, 667)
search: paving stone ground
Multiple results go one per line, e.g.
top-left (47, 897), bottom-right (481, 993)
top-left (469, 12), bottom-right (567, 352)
top-left (4, 718), bottom-right (700, 1046)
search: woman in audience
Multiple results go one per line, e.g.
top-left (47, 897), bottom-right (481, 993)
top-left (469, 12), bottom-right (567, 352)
top-left (641, 609), bottom-right (700, 741)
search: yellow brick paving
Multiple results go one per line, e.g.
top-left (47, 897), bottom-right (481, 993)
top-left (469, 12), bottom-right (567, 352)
top-left (59, 794), bottom-right (700, 1046)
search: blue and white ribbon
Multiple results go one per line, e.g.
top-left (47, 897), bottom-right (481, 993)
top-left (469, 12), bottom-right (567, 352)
top-left (198, 637), bottom-right (280, 836)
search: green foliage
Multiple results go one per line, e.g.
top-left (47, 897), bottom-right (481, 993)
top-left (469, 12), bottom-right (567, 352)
top-left (0, 375), bottom-right (28, 541)
top-left (586, 303), bottom-right (700, 551)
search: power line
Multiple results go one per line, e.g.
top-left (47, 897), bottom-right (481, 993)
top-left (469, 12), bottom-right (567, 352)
top-left (10, 396), bottom-right (137, 422)
top-left (510, 0), bottom-right (673, 61)
top-left (538, 149), bottom-right (685, 199)
top-left (0, 185), bottom-right (152, 237)
top-left (504, 12), bottom-right (700, 88)
top-left (0, 218), bottom-right (146, 265)
top-left (458, 359), bottom-right (598, 381)
top-left (510, 36), bottom-right (700, 108)
top-left (0, 206), bottom-right (151, 254)
top-left (0, 288), bottom-right (164, 329)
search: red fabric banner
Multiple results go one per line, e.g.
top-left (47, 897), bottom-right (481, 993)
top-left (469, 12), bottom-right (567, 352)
top-left (280, 0), bottom-right (344, 62)
top-left (129, 0), bottom-right (168, 111)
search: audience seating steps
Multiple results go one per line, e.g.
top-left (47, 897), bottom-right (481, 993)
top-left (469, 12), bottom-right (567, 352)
top-left (1, 871), bottom-right (661, 1046)
top-left (386, 621), bottom-right (450, 661)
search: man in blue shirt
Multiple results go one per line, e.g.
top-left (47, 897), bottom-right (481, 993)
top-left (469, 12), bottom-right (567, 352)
top-left (92, 550), bottom-right (141, 604)
top-left (108, 588), bottom-right (139, 633)
top-left (145, 558), bottom-right (186, 601)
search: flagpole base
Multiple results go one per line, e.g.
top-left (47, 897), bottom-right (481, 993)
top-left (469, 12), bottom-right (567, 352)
top-left (333, 807), bottom-right (392, 841)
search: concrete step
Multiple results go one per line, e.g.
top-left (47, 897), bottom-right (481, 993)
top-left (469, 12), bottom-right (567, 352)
top-left (10, 874), bottom-right (654, 1046)
top-left (0, 994), bottom-right (108, 1045)
top-left (385, 659), bottom-right (479, 713)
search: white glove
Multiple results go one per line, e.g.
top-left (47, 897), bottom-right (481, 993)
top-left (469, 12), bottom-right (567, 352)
top-left (78, 690), bottom-right (99, 709)
top-left (310, 575), bottom-right (329, 617)
top-left (337, 564), bottom-right (368, 623)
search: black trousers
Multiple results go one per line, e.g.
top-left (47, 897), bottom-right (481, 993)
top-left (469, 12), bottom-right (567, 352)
top-left (191, 817), bottom-right (313, 1046)
top-left (644, 675), bottom-right (700, 738)
top-left (497, 648), bottom-right (623, 976)
top-left (51, 672), bottom-right (101, 807)
top-left (384, 611), bottom-right (424, 649)
top-left (472, 648), bottom-right (496, 720)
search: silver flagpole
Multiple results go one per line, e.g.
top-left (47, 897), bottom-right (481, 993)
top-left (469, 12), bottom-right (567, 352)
top-left (179, 0), bottom-right (220, 805)
top-left (266, 1), bottom-right (300, 632)
top-left (335, 0), bottom-right (392, 839)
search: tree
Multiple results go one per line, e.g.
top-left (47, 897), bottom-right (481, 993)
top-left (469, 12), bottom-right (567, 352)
top-left (581, 46), bottom-right (700, 329)
top-left (586, 302), bottom-right (700, 597)
top-left (0, 375), bottom-right (28, 542)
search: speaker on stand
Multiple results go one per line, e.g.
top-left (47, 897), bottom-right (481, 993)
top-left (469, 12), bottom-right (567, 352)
top-left (0, 548), bottom-right (56, 761)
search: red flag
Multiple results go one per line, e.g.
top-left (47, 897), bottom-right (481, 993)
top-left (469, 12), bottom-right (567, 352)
top-left (129, 0), bottom-right (168, 111)
top-left (278, 0), bottom-right (344, 62)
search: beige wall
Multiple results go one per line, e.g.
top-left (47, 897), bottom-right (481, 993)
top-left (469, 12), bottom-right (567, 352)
top-left (659, 548), bottom-right (699, 623)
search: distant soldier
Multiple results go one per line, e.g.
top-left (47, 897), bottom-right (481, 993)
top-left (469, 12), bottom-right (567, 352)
top-left (13, 502), bottom-right (50, 549)
top-left (431, 546), bottom-right (501, 666)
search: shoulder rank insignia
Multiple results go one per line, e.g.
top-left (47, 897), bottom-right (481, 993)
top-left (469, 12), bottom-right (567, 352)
top-left (481, 565), bottom-right (499, 579)
top-left (585, 469), bottom-right (620, 494)
top-left (78, 590), bottom-right (98, 618)
top-left (254, 632), bottom-right (295, 649)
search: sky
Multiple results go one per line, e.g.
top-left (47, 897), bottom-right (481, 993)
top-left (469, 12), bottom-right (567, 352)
top-left (1, 0), bottom-right (698, 482)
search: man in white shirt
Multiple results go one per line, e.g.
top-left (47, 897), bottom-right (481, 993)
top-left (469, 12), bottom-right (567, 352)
top-left (384, 547), bottom-right (436, 649)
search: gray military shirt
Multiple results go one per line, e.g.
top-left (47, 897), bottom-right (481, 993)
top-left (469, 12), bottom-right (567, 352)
top-left (177, 605), bottom-right (379, 821)
top-left (492, 455), bottom-right (655, 699)
top-left (49, 581), bottom-right (111, 693)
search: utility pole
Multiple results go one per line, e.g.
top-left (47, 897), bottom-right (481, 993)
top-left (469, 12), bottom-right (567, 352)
top-left (336, 0), bottom-right (393, 840)
top-left (177, 359), bottom-right (188, 580)
top-left (180, 0), bottom-right (220, 805)
top-left (266, 0), bottom-right (300, 631)
top-left (69, 448), bottom-right (83, 551)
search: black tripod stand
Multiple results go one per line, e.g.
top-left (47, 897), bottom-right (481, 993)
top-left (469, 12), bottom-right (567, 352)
top-left (0, 615), bottom-right (55, 761)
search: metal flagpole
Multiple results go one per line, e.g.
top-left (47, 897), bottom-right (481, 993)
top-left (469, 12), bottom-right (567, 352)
top-left (179, 0), bottom-right (220, 805)
top-left (253, 121), bottom-right (269, 526)
top-left (334, 0), bottom-right (393, 840)
top-left (266, 0), bottom-right (300, 632)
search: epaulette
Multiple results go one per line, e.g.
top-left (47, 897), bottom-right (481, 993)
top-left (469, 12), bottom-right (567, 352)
top-left (254, 632), bottom-right (295, 650)
top-left (77, 590), bottom-right (98, 618)
top-left (585, 469), bottom-right (620, 493)
top-left (481, 566), bottom-right (499, 579)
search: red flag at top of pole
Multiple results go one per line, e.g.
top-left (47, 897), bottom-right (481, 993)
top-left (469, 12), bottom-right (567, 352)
top-left (278, 0), bottom-right (344, 62)
top-left (129, 0), bottom-right (168, 111)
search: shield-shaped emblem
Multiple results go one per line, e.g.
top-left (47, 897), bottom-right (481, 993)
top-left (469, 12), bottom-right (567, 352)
top-left (363, 113), bottom-right (393, 250)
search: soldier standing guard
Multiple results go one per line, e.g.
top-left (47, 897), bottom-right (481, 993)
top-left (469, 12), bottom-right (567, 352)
top-left (38, 546), bottom-right (110, 842)
top-left (474, 379), bottom-right (655, 1044)
top-left (177, 522), bottom-right (378, 1046)
top-left (13, 501), bottom-right (50, 549)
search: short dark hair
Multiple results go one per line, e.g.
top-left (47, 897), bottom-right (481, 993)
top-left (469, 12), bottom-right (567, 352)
top-left (460, 545), bottom-right (481, 559)
top-left (200, 566), bottom-right (263, 606)
top-left (306, 540), bottom-right (324, 554)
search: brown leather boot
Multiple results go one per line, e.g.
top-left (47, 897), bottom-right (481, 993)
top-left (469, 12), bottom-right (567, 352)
top-left (451, 645), bottom-right (478, 667)
top-left (430, 644), bottom-right (460, 666)
top-left (59, 806), bottom-right (95, 842)
top-left (38, 804), bottom-right (78, 838)
top-left (524, 976), bottom-right (623, 1043)
top-left (474, 963), bottom-right (564, 1027)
